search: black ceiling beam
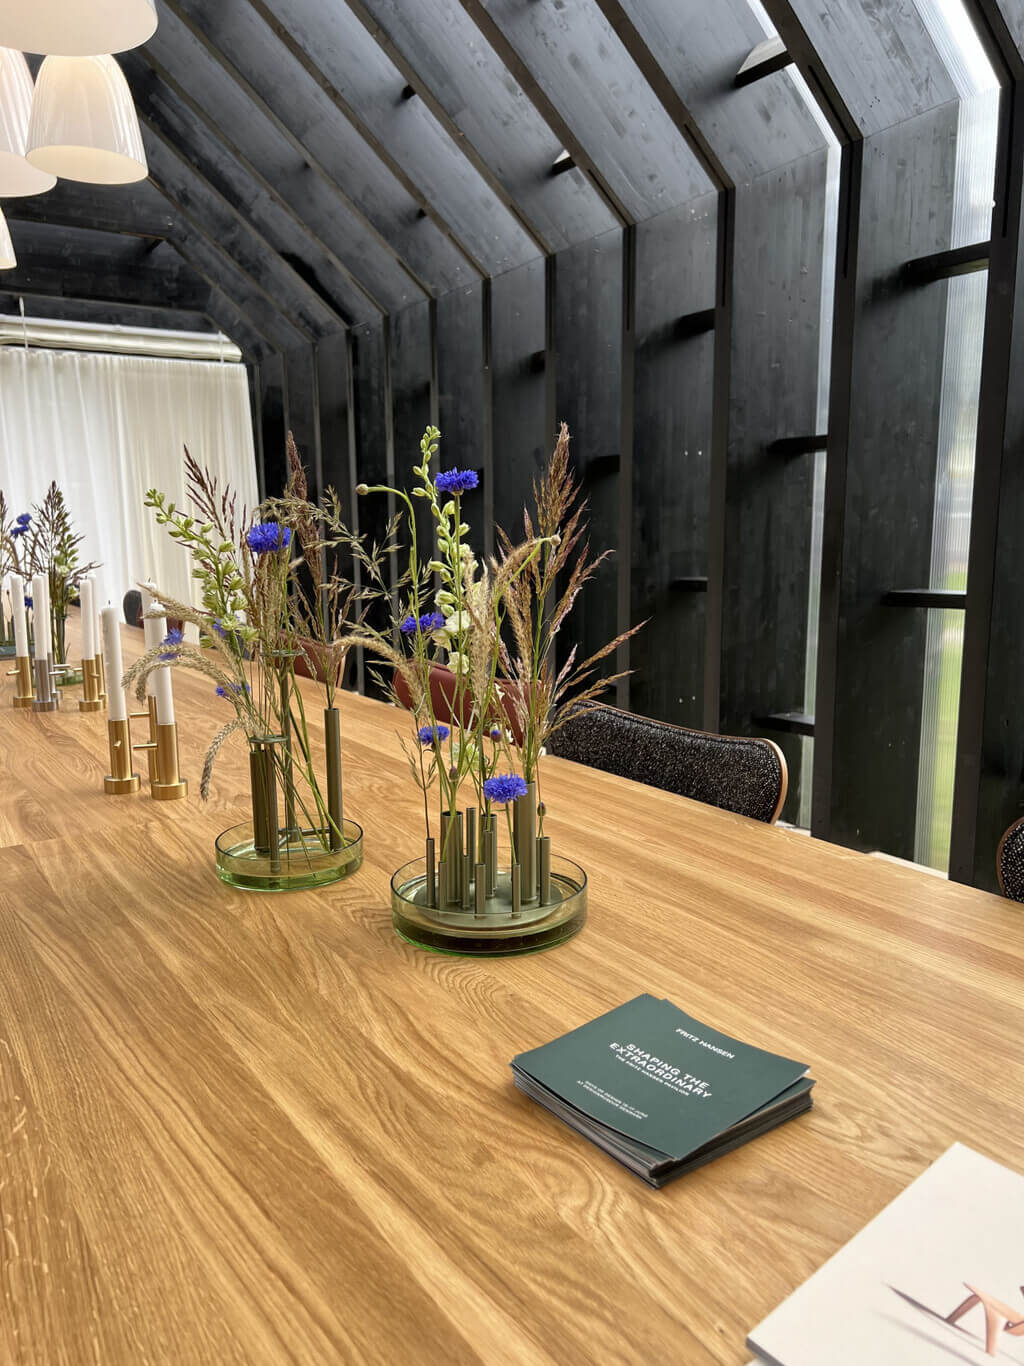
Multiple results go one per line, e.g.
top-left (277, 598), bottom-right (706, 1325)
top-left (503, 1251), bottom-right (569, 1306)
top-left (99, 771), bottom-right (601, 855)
top-left (8, 180), bottom-right (176, 242)
top-left (6, 183), bottom-right (274, 359)
top-left (123, 52), bottom-right (371, 328)
top-left (590, 0), bottom-right (731, 190)
top-left (0, 290), bottom-right (214, 338)
top-left (340, 0), bottom-right (551, 256)
top-left (343, 0), bottom-right (621, 252)
top-left (146, 218), bottom-right (307, 354)
top-left (138, 119), bottom-right (348, 338)
top-left (244, 0), bottom-right (536, 276)
top-left (584, 1), bottom-right (826, 187)
top-left (0, 222), bottom-right (210, 313)
top-left (146, 5), bottom-right (441, 307)
top-left (761, 0), bottom-right (958, 137)
top-left (761, 1), bottom-right (861, 145)
top-left (454, 0), bottom-right (632, 225)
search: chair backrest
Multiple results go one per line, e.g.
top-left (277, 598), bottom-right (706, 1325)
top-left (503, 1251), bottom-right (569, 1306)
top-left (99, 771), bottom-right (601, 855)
top-left (548, 703), bottom-right (788, 824)
top-left (997, 818), bottom-right (1024, 901)
top-left (123, 589), bottom-right (142, 628)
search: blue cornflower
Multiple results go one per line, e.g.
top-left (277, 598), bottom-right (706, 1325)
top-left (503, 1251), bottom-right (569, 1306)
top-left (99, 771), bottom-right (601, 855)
top-left (10, 525), bottom-right (26, 538)
top-left (159, 627), bottom-right (184, 661)
top-left (489, 726), bottom-right (502, 741)
top-left (417, 723), bottom-right (450, 745)
top-left (483, 773), bottom-right (528, 805)
top-left (215, 681), bottom-right (251, 698)
top-left (400, 610), bottom-right (446, 634)
top-left (434, 468), bottom-right (479, 495)
top-left (23, 595), bottom-right (32, 609)
top-left (246, 521), bottom-right (292, 555)
top-left (15, 512), bottom-right (30, 526)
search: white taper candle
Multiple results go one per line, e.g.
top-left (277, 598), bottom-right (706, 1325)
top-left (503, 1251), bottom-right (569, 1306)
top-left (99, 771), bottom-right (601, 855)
top-left (80, 576), bottom-right (96, 659)
top-left (10, 573), bottom-right (28, 657)
top-left (100, 606), bottom-right (127, 722)
top-left (142, 584), bottom-right (175, 725)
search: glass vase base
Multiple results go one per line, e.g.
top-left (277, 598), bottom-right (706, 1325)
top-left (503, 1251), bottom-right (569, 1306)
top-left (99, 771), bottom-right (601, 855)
top-left (216, 819), bottom-right (363, 892)
top-left (55, 668), bottom-right (83, 687)
top-left (0, 642), bottom-right (15, 658)
top-left (390, 855), bottom-right (587, 956)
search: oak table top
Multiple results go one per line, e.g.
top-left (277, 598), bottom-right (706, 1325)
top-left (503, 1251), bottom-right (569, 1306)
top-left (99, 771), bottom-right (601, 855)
top-left (1, 623), bottom-right (1023, 1365)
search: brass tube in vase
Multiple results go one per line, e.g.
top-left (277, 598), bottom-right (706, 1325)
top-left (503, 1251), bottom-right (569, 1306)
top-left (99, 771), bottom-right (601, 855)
top-left (324, 707), bottom-right (344, 852)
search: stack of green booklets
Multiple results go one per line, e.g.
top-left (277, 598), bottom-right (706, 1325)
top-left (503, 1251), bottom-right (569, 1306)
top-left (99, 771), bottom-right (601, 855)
top-left (512, 994), bottom-right (814, 1187)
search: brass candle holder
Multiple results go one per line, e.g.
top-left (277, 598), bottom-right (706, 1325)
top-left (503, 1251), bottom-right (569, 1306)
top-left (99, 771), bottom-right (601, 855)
top-left (7, 655), bottom-right (33, 709)
top-left (150, 721), bottom-right (188, 801)
top-left (78, 657), bottom-right (103, 713)
top-left (104, 717), bottom-right (141, 795)
top-left (96, 649), bottom-right (107, 703)
top-left (32, 658), bottom-right (59, 712)
top-left (130, 697), bottom-right (159, 782)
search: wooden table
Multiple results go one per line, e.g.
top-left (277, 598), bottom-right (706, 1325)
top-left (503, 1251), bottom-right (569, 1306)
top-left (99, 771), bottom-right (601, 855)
top-left (2, 625), bottom-right (1023, 1365)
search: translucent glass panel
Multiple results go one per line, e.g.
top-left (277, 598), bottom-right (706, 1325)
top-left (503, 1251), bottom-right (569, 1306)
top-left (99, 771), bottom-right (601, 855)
top-left (912, 0), bottom-right (998, 869)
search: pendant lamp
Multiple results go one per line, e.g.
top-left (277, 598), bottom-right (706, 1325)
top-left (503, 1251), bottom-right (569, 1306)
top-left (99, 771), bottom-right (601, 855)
top-left (0, 0), bottom-right (157, 57)
top-left (26, 54), bottom-right (146, 185)
top-left (0, 48), bottom-right (55, 195)
top-left (0, 207), bottom-right (15, 269)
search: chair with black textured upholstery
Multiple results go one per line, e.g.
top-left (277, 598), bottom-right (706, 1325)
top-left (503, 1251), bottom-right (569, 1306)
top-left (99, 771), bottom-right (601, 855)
top-left (123, 588), bottom-right (142, 628)
top-left (997, 818), bottom-right (1024, 901)
top-left (548, 703), bottom-right (788, 824)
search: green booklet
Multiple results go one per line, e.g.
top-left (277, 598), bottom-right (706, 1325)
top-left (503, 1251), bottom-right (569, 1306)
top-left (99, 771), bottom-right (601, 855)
top-left (512, 994), bottom-right (814, 1187)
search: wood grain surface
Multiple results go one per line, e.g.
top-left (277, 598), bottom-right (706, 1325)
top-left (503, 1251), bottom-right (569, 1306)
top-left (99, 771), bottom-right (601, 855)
top-left (1, 621), bottom-right (1022, 1365)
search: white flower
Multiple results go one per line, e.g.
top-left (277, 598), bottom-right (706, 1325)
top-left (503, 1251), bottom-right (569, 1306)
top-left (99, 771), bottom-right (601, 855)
top-left (448, 650), bottom-right (470, 674)
top-left (443, 610), bottom-right (472, 636)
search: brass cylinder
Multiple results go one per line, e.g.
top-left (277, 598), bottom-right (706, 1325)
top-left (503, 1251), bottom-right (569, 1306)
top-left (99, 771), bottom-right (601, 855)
top-left (147, 696), bottom-right (159, 782)
top-left (474, 862), bottom-right (486, 918)
top-left (279, 658), bottom-right (297, 836)
top-left (465, 807), bottom-right (476, 867)
top-left (96, 649), bottom-right (107, 701)
top-left (79, 657), bottom-right (102, 712)
top-left (324, 706), bottom-right (344, 851)
top-left (263, 742), bottom-right (281, 872)
top-left (425, 836), bottom-right (436, 908)
top-left (10, 655), bottom-right (33, 708)
top-left (452, 810), bottom-right (463, 901)
top-left (104, 718), bottom-right (141, 795)
top-left (515, 782), bottom-right (537, 902)
top-left (250, 744), bottom-right (270, 854)
top-left (151, 722), bottom-right (188, 801)
top-left (511, 863), bottom-right (521, 918)
top-left (537, 836), bottom-right (552, 907)
top-left (462, 852), bottom-right (472, 910)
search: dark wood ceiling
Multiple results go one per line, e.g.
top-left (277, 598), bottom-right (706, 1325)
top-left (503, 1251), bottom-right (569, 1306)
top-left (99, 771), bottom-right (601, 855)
top-left (0, 0), bottom-right (1009, 357)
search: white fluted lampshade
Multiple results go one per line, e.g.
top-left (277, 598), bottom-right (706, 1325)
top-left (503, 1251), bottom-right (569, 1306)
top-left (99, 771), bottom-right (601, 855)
top-left (0, 48), bottom-right (55, 196)
top-left (0, 0), bottom-right (157, 57)
top-left (0, 208), bottom-right (16, 269)
top-left (26, 55), bottom-right (146, 185)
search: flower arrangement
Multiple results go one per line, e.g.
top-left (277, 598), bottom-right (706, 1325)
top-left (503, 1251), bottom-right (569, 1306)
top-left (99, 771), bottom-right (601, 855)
top-left (354, 423), bottom-right (640, 952)
top-left (124, 436), bottom-right (385, 886)
top-left (0, 482), bottom-right (98, 670)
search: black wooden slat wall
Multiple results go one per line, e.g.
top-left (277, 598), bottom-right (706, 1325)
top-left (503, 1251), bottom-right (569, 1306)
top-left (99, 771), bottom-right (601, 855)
top-left (436, 283), bottom-right (489, 555)
top-left (814, 105), bottom-right (959, 858)
top-left (553, 228), bottom-right (624, 680)
top-left (630, 195), bottom-right (717, 727)
top-left (490, 258), bottom-right (548, 541)
top-left (710, 154), bottom-right (829, 821)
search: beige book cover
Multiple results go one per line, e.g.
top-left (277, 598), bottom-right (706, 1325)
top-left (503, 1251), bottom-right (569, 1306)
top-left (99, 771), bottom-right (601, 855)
top-left (749, 1144), bottom-right (1024, 1365)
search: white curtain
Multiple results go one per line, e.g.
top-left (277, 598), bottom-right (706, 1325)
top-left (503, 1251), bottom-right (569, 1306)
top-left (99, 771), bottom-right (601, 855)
top-left (0, 347), bottom-right (257, 617)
